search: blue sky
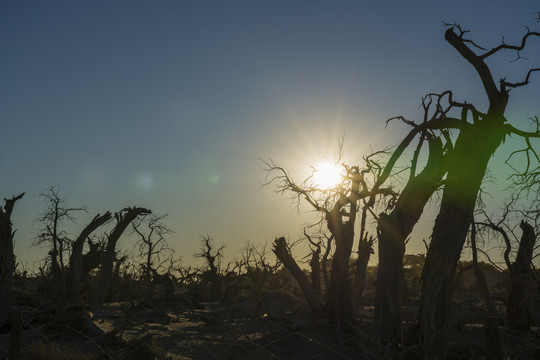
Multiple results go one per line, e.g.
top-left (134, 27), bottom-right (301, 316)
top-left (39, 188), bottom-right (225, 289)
top-left (2, 1), bottom-right (539, 268)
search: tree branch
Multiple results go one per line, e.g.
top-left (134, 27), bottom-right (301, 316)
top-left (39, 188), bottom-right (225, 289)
top-left (445, 27), bottom-right (500, 104)
top-left (480, 28), bottom-right (540, 60)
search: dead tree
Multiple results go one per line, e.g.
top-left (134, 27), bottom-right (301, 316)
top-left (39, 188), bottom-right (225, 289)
top-left (91, 206), bottom-right (151, 308)
top-left (35, 186), bottom-right (86, 297)
top-left (321, 233), bottom-right (333, 294)
top-left (373, 123), bottom-right (450, 344)
top-left (415, 25), bottom-right (540, 358)
top-left (470, 217), bottom-right (502, 360)
top-left (150, 267), bottom-right (175, 299)
top-left (352, 233), bottom-right (374, 310)
top-left (131, 213), bottom-right (173, 302)
top-left (262, 155), bottom-right (394, 327)
top-left (272, 236), bottom-right (323, 314)
top-left (0, 193), bottom-right (24, 328)
top-left (476, 206), bottom-right (538, 332)
top-left (195, 235), bottom-right (224, 301)
top-left (305, 230), bottom-right (323, 302)
top-left (66, 212), bottom-right (111, 303)
top-left (232, 240), bottom-right (281, 304)
top-left (507, 220), bottom-right (537, 331)
top-left (80, 238), bottom-right (104, 298)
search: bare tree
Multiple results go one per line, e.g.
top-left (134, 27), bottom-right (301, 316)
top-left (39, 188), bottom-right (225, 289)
top-left (91, 206), bottom-right (151, 308)
top-left (507, 221), bottom-right (537, 331)
top-left (470, 217), bottom-right (502, 359)
top-left (80, 237), bottom-right (106, 297)
top-left (479, 211), bottom-right (539, 333)
top-left (35, 186), bottom-right (86, 297)
top-left (352, 233), bottom-right (374, 310)
top-left (0, 193), bottom-right (24, 328)
top-left (272, 236), bottom-right (323, 314)
top-left (131, 213), bottom-right (173, 302)
top-left (226, 240), bottom-right (282, 313)
top-left (373, 95), bottom-right (451, 345)
top-left (304, 230), bottom-right (323, 302)
top-left (195, 235), bottom-right (225, 301)
top-left (415, 24), bottom-right (540, 357)
top-left (262, 153), bottom-right (394, 327)
top-left (66, 212), bottom-right (112, 303)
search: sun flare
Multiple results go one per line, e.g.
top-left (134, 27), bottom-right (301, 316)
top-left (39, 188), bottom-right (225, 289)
top-left (313, 162), bottom-right (343, 189)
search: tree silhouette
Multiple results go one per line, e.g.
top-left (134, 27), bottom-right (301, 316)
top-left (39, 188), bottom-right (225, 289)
top-left (372, 95), bottom-right (451, 344)
top-left (415, 24), bottom-right (540, 357)
top-left (66, 211), bottom-right (112, 303)
top-left (131, 213), bottom-right (173, 302)
top-left (91, 206), bottom-right (151, 308)
top-left (0, 193), bottom-right (24, 327)
top-left (477, 207), bottom-right (539, 332)
top-left (195, 235), bottom-right (225, 301)
top-left (35, 186), bottom-right (86, 298)
top-left (262, 153), bottom-right (394, 327)
top-left (272, 236), bottom-right (323, 314)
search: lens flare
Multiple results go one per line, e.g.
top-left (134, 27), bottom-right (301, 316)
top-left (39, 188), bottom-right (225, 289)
top-left (136, 172), bottom-right (155, 191)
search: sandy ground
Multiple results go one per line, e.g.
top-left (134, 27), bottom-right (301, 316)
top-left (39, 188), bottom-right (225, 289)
top-left (1, 300), bottom-right (539, 359)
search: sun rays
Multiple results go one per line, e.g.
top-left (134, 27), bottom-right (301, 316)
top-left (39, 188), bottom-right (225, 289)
top-left (312, 161), bottom-right (344, 189)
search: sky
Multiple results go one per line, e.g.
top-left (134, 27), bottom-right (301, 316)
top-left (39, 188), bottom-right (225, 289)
top-left (2, 1), bottom-right (540, 270)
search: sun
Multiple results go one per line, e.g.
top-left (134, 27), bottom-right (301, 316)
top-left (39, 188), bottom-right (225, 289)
top-left (313, 161), bottom-right (343, 189)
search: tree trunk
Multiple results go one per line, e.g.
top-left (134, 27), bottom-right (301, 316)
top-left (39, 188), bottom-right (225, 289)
top-left (507, 221), bottom-right (537, 331)
top-left (0, 193), bottom-right (24, 328)
top-left (310, 245), bottom-right (322, 302)
top-left (272, 237), bottom-right (323, 314)
top-left (471, 219), bottom-right (502, 360)
top-left (418, 118), bottom-right (505, 358)
top-left (374, 138), bottom-right (445, 345)
top-left (146, 245), bottom-right (153, 302)
top-left (210, 273), bottom-right (222, 301)
top-left (352, 234), bottom-right (373, 311)
top-left (91, 207), bottom-right (150, 308)
top-left (326, 215), bottom-right (356, 327)
top-left (416, 25), bottom-right (512, 357)
top-left (67, 212), bottom-right (111, 303)
top-left (321, 235), bottom-right (332, 297)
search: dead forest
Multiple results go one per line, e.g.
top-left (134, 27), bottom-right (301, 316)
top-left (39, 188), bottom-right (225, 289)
top-left (2, 24), bottom-right (540, 360)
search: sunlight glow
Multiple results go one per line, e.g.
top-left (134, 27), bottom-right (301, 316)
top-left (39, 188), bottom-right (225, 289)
top-left (313, 162), bottom-right (343, 189)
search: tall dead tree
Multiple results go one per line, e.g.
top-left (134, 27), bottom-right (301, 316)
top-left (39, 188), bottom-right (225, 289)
top-left (0, 193), bottom-right (24, 328)
top-left (373, 118), bottom-right (451, 344)
top-left (91, 206), bottom-right (151, 308)
top-left (416, 25), bottom-right (540, 358)
top-left (66, 212), bottom-right (111, 303)
top-left (263, 155), bottom-right (393, 327)
top-left (318, 89), bottom-right (455, 344)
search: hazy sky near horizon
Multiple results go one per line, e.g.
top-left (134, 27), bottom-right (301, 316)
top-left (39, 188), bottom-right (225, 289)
top-left (2, 1), bottom-right (540, 268)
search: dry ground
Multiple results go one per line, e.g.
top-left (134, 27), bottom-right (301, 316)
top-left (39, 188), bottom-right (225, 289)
top-left (0, 300), bottom-right (539, 359)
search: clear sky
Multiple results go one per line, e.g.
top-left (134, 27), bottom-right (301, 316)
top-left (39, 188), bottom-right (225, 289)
top-left (2, 1), bottom-right (539, 269)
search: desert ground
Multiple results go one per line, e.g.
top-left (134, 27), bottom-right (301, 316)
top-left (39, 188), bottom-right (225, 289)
top-left (1, 289), bottom-right (539, 360)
